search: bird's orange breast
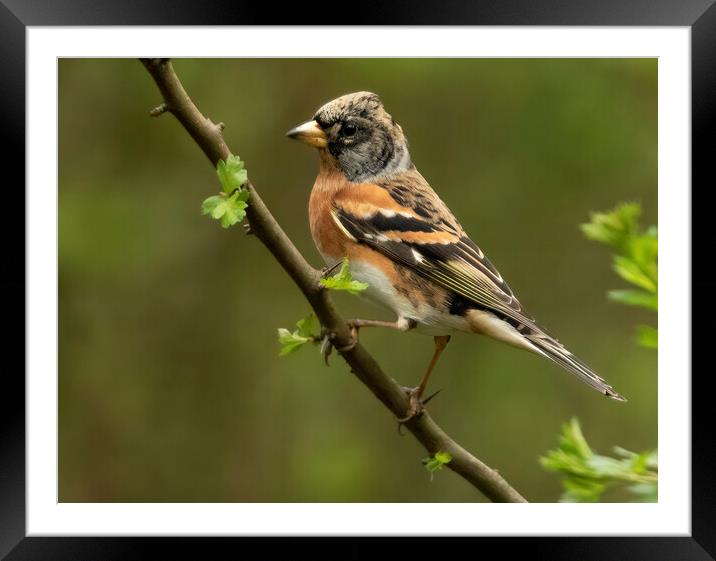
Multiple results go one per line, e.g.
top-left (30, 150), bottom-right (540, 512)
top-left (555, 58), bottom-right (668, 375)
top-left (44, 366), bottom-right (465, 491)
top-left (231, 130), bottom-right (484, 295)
top-left (308, 164), bottom-right (350, 261)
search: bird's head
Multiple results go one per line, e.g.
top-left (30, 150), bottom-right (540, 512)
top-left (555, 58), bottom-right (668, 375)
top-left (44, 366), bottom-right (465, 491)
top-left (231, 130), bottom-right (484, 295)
top-left (286, 91), bottom-right (412, 182)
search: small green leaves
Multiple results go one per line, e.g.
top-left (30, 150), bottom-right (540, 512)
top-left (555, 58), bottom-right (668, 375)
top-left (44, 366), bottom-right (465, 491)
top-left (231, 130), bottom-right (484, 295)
top-left (423, 450), bottom-right (452, 480)
top-left (581, 203), bottom-right (658, 294)
top-left (607, 289), bottom-right (658, 311)
top-left (277, 328), bottom-right (310, 356)
top-left (540, 418), bottom-right (657, 502)
top-left (581, 202), bottom-right (642, 253)
top-left (320, 258), bottom-right (369, 294)
top-left (295, 313), bottom-right (320, 338)
top-left (613, 255), bottom-right (656, 293)
top-left (582, 203), bottom-right (657, 348)
top-left (202, 154), bottom-right (250, 229)
top-left (277, 313), bottom-right (321, 356)
top-left (216, 154), bottom-right (248, 194)
top-left (201, 190), bottom-right (249, 229)
top-left (636, 325), bottom-right (658, 349)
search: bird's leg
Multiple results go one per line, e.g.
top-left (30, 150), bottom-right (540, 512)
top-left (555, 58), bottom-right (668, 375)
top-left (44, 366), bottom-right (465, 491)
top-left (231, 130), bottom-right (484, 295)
top-left (322, 317), bottom-right (416, 356)
top-left (348, 318), bottom-right (416, 330)
top-left (398, 335), bottom-right (451, 423)
top-left (337, 317), bottom-right (416, 352)
top-left (338, 318), bottom-right (407, 351)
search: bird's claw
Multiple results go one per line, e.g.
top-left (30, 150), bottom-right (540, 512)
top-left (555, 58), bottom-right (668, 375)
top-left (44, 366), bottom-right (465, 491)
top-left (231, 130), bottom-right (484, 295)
top-left (318, 325), bottom-right (358, 364)
top-left (396, 387), bottom-right (442, 432)
top-left (397, 387), bottom-right (425, 425)
top-left (319, 331), bottom-right (333, 365)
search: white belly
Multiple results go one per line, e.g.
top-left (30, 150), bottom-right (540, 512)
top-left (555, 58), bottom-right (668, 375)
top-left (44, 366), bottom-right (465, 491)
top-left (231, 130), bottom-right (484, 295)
top-left (324, 255), bottom-right (471, 336)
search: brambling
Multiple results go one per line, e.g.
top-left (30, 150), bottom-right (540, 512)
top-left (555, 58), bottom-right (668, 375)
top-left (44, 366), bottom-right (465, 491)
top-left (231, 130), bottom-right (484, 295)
top-left (287, 91), bottom-right (625, 421)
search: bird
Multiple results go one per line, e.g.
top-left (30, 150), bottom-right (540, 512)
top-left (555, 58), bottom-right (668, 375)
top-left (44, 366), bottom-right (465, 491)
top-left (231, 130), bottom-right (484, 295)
top-left (286, 91), bottom-right (625, 421)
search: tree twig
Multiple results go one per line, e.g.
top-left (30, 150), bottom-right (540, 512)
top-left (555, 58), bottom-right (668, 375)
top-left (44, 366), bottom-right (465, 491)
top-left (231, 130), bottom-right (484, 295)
top-left (139, 58), bottom-right (527, 503)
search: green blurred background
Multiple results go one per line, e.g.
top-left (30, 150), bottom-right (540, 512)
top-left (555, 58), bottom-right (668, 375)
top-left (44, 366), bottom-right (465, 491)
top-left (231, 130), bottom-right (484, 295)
top-left (59, 58), bottom-right (657, 502)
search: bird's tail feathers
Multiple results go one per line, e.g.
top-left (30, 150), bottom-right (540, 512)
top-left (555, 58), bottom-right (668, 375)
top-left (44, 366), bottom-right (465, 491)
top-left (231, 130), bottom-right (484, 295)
top-left (525, 334), bottom-right (626, 402)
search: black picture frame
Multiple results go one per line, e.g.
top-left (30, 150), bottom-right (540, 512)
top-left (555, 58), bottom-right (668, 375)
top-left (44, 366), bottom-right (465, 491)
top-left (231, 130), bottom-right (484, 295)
top-left (2, 1), bottom-right (713, 558)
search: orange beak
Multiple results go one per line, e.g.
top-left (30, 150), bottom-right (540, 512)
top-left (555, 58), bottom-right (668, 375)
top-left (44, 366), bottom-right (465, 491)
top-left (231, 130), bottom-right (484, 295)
top-left (286, 120), bottom-right (328, 148)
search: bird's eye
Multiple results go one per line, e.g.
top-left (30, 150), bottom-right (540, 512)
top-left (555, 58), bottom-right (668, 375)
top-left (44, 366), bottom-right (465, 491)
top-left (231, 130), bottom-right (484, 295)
top-left (342, 123), bottom-right (357, 137)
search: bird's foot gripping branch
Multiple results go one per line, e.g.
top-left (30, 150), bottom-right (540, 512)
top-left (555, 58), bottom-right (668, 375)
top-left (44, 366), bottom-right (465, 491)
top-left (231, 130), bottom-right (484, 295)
top-left (139, 57), bottom-right (527, 503)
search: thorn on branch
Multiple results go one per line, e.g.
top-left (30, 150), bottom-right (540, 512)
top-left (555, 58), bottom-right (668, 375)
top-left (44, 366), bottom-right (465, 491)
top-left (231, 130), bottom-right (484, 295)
top-left (149, 103), bottom-right (169, 117)
top-left (320, 261), bottom-right (343, 278)
top-left (422, 388), bottom-right (443, 405)
top-left (205, 118), bottom-right (226, 135)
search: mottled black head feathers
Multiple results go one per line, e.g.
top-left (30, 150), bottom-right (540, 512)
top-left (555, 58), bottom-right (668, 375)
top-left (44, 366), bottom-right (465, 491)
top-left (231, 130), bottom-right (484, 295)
top-left (312, 92), bottom-right (412, 182)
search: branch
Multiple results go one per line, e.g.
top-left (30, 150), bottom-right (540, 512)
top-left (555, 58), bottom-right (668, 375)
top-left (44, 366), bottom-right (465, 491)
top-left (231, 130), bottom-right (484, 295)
top-left (139, 58), bottom-right (527, 503)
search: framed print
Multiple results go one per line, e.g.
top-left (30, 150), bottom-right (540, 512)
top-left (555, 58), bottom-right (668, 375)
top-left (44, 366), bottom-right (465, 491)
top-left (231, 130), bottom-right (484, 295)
top-left (3, 0), bottom-right (714, 559)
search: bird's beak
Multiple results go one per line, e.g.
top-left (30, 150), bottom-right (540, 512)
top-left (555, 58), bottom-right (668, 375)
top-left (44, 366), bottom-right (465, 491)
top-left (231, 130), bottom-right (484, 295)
top-left (286, 120), bottom-right (328, 148)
